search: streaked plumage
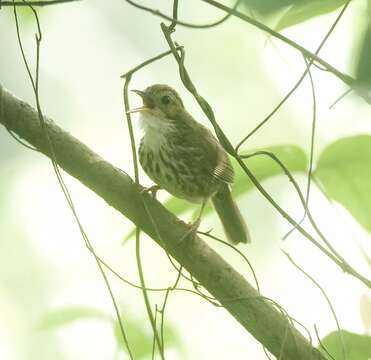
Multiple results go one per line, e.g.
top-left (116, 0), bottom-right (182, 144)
top-left (132, 84), bottom-right (250, 244)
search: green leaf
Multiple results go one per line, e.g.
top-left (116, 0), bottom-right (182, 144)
top-left (275, 0), bottom-right (348, 31)
top-left (123, 144), bottom-right (307, 242)
top-left (113, 316), bottom-right (181, 359)
top-left (113, 319), bottom-right (150, 359)
top-left (35, 306), bottom-right (109, 331)
top-left (243, 0), bottom-right (309, 16)
top-left (355, 22), bottom-right (371, 89)
top-left (315, 135), bottom-right (371, 232)
top-left (320, 330), bottom-right (371, 359)
top-left (233, 144), bottom-right (307, 198)
top-left (192, 145), bottom-right (307, 218)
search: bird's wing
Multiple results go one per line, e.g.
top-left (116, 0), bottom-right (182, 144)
top-left (213, 148), bottom-right (234, 184)
top-left (194, 125), bottom-right (234, 184)
top-left (174, 111), bottom-right (235, 184)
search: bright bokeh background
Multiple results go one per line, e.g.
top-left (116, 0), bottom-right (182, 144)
top-left (0, 0), bottom-right (371, 359)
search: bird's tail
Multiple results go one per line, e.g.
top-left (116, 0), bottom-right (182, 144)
top-left (211, 184), bottom-right (250, 244)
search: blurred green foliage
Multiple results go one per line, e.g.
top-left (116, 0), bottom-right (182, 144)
top-left (315, 135), bottom-right (371, 233)
top-left (320, 330), bottom-right (371, 359)
top-left (243, 0), bottom-right (346, 18)
top-left (35, 306), bottom-right (110, 331)
top-left (11, 3), bottom-right (43, 24)
top-left (274, 0), bottom-right (348, 31)
top-left (113, 314), bottom-right (182, 359)
top-left (243, 0), bottom-right (309, 15)
top-left (355, 21), bottom-right (371, 87)
top-left (36, 305), bottom-right (182, 359)
top-left (244, 0), bottom-right (371, 90)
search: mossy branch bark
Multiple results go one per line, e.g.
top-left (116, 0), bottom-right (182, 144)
top-left (0, 84), bottom-right (326, 360)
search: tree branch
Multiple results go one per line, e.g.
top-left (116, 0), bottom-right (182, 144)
top-left (0, 84), bottom-right (326, 360)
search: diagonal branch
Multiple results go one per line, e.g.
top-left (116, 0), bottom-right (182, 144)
top-left (0, 84), bottom-right (326, 360)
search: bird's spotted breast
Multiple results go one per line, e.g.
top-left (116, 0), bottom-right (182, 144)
top-left (139, 137), bottom-right (221, 203)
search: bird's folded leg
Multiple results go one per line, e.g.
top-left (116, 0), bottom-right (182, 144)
top-left (177, 218), bottom-right (201, 244)
top-left (177, 200), bottom-right (207, 245)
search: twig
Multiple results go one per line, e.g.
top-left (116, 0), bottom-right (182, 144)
top-left (235, 0), bottom-right (351, 152)
top-left (124, 0), bottom-right (243, 29)
top-left (284, 252), bottom-right (346, 360)
top-left (2, 0), bottom-right (79, 6)
top-left (198, 231), bottom-right (260, 293)
top-left (200, 0), bottom-right (354, 87)
top-left (283, 55), bottom-right (317, 240)
top-left (123, 75), bottom-right (164, 358)
top-left (314, 325), bottom-right (336, 360)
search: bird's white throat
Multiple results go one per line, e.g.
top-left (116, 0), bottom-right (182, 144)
top-left (139, 112), bottom-right (175, 151)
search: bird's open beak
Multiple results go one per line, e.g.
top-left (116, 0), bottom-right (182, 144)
top-left (126, 106), bottom-right (149, 114)
top-left (126, 89), bottom-right (153, 114)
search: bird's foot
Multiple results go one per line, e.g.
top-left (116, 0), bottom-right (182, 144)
top-left (177, 218), bottom-right (201, 245)
top-left (140, 185), bottom-right (161, 199)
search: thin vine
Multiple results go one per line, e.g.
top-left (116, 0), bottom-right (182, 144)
top-left (12, 0), bottom-right (133, 357)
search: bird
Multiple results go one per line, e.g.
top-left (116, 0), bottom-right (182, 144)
top-left (128, 84), bottom-right (250, 245)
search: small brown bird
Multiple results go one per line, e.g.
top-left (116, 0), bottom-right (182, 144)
top-left (129, 84), bottom-right (250, 244)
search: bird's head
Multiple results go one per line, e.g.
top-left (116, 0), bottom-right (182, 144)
top-left (128, 84), bottom-right (185, 121)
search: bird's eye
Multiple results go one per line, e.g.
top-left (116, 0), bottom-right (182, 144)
top-left (161, 95), bottom-right (171, 105)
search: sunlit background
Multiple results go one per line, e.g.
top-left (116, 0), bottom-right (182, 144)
top-left (1, 0), bottom-right (371, 359)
